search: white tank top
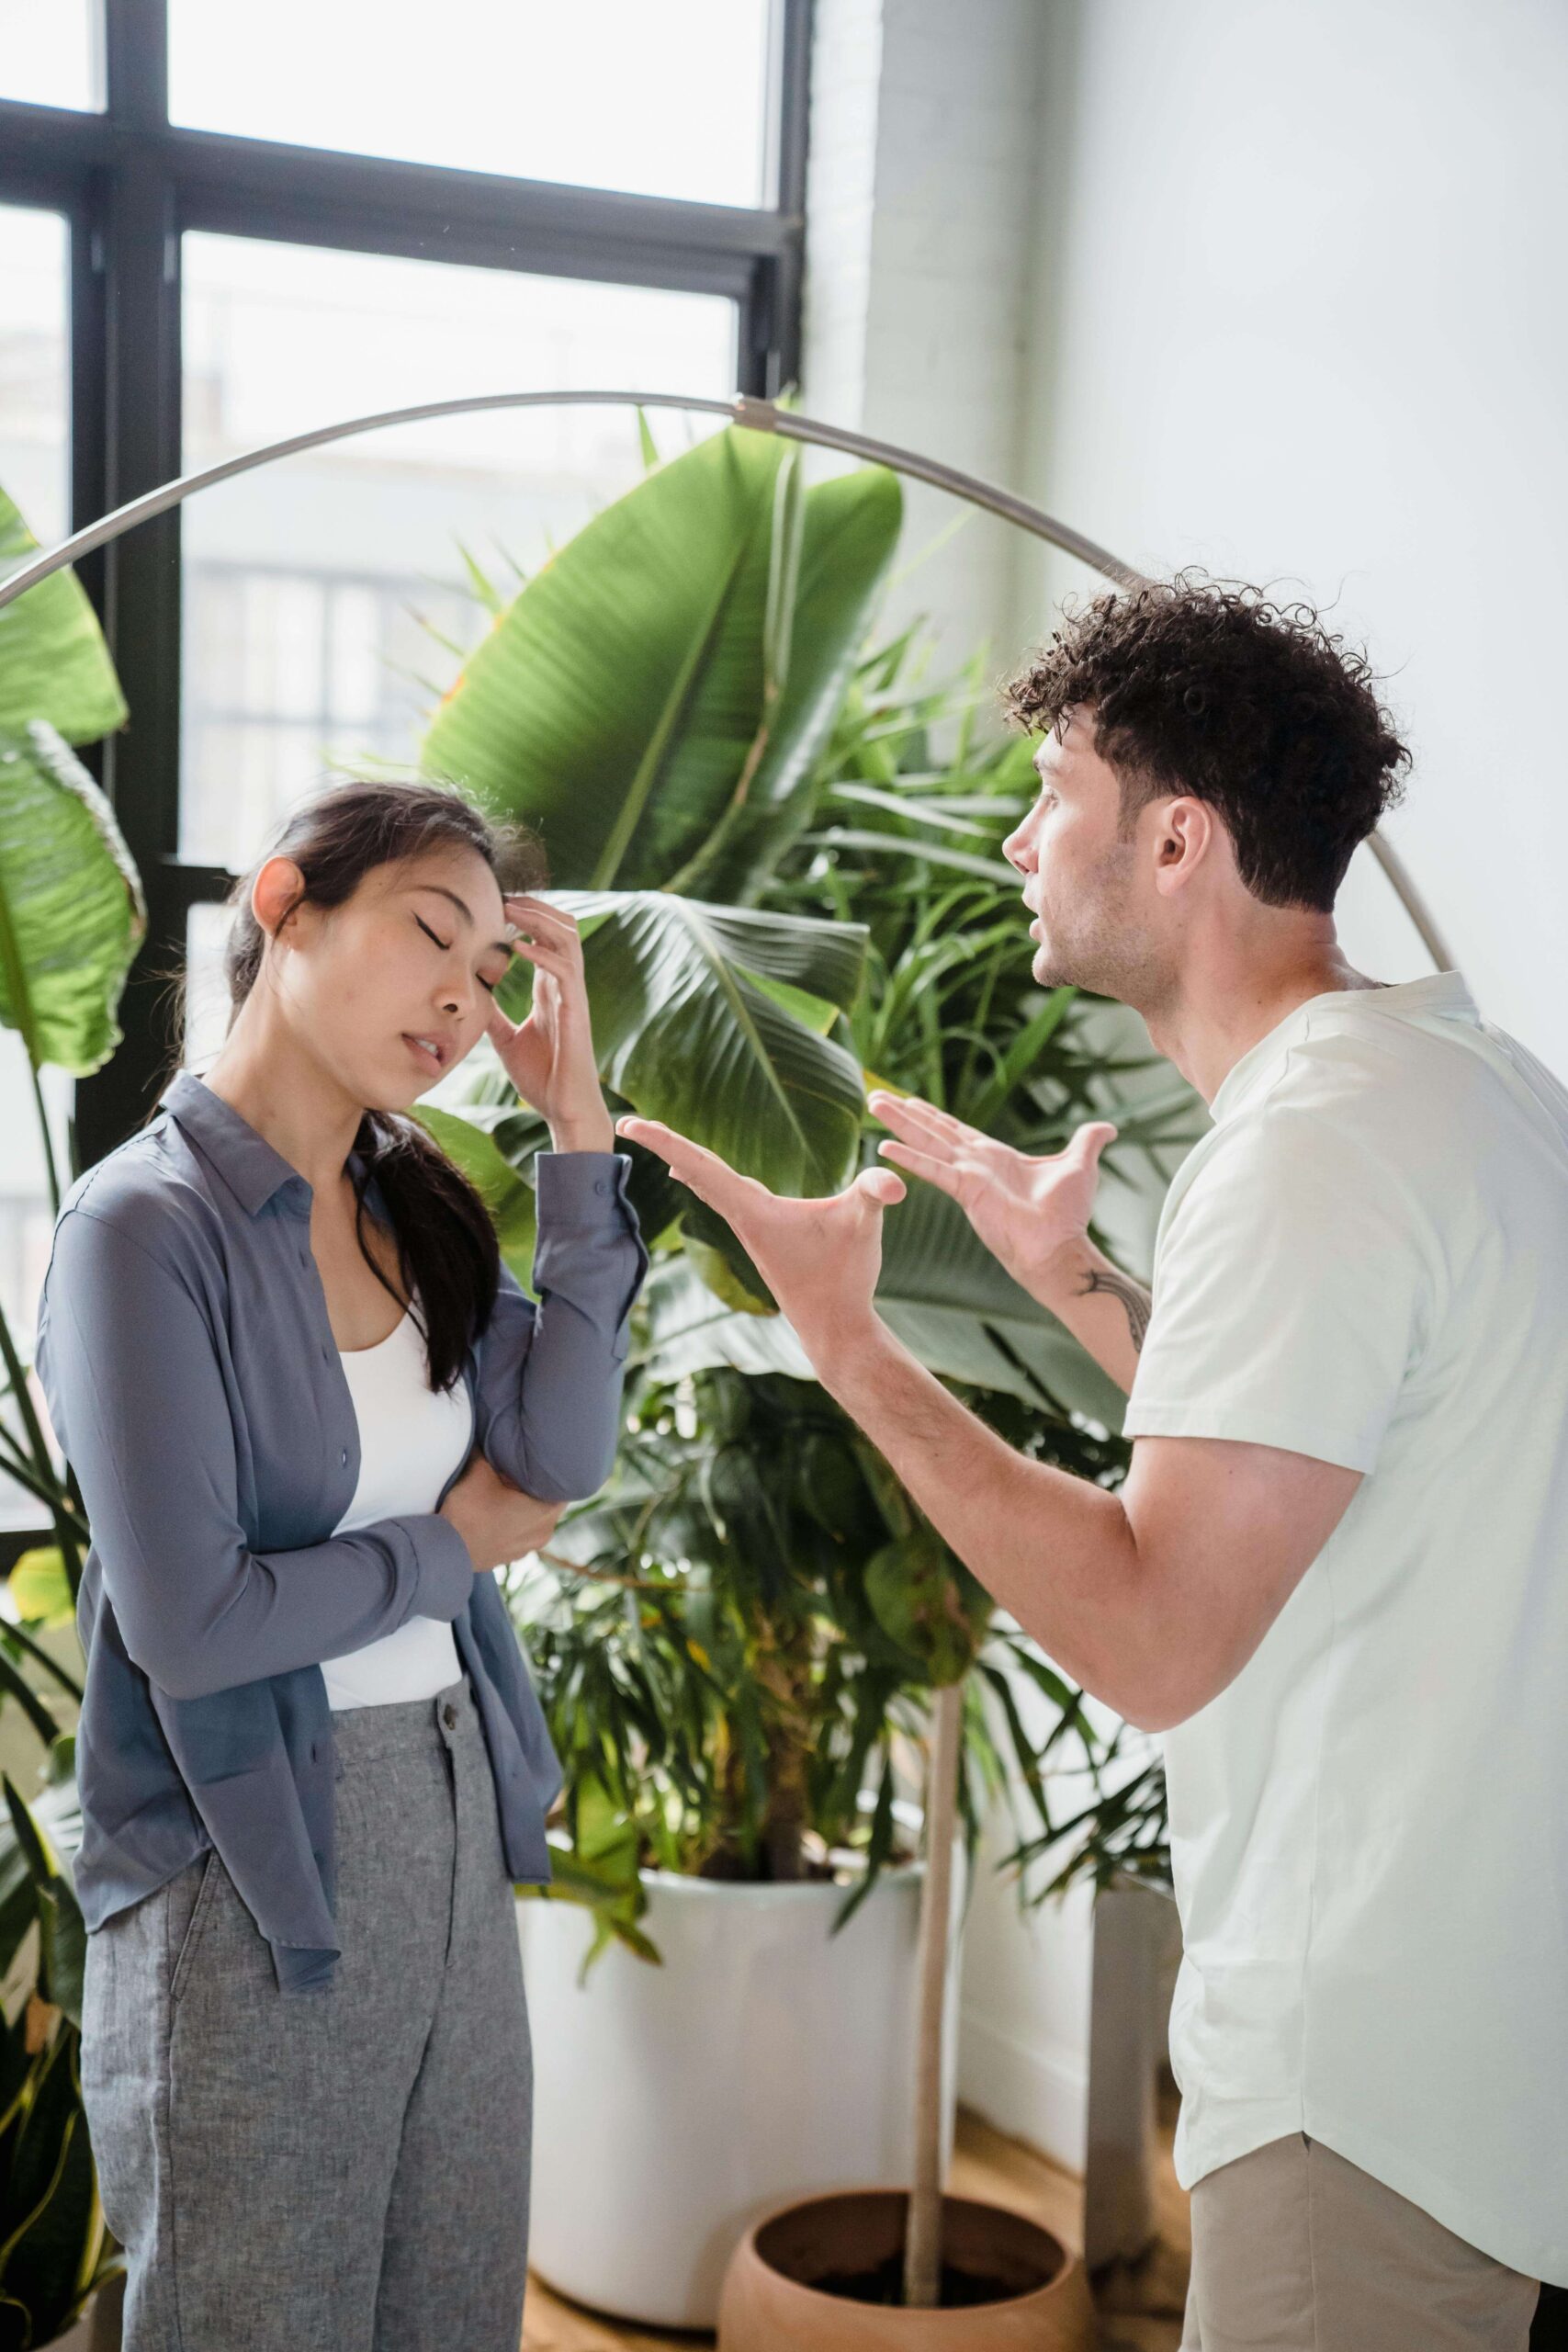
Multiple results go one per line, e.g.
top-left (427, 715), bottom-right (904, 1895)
top-left (319, 1287), bottom-right (474, 1710)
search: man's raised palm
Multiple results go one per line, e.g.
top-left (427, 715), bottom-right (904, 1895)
top-left (866, 1089), bottom-right (1117, 1295)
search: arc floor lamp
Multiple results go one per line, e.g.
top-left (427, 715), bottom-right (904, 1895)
top-left (0, 387), bottom-right (1453, 973)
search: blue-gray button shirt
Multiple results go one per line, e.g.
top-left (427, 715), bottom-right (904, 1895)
top-left (33, 1066), bottom-right (649, 1995)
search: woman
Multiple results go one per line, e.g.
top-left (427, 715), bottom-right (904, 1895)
top-left (33, 778), bottom-right (649, 2351)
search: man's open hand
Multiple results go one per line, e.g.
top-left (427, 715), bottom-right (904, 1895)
top-left (867, 1088), bottom-right (1118, 1299)
top-left (613, 1114), bottom-right (906, 1363)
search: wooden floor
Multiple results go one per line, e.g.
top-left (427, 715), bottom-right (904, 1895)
top-left (522, 2075), bottom-right (1190, 2351)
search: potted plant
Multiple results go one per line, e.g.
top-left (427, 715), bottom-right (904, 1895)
top-left (716, 1678), bottom-right (1097, 2345)
top-left (0, 479), bottom-right (139, 2346)
top-left (509, 1354), bottom-right (1027, 2325)
top-left (1, 420), bottom-right (1198, 2342)
top-left (412, 423), bottom-right (1203, 2325)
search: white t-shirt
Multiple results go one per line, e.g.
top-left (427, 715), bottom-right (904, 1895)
top-left (319, 1291), bottom-right (473, 1710)
top-left (1121, 970), bottom-right (1568, 2288)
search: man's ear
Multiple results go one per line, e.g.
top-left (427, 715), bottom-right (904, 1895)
top-left (1152, 795), bottom-right (1213, 894)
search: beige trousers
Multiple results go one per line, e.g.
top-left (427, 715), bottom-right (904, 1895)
top-left (1179, 2132), bottom-right (1540, 2351)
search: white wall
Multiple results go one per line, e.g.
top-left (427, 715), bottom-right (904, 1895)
top-left (801, 0), bottom-right (1043, 674)
top-left (800, 0), bottom-right (1568, 2176)
top-left (1020, 0), bottom-right (1568, 1070)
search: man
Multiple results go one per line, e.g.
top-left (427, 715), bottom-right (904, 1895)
top-left (617, 573), bottom-right (1566, 2350)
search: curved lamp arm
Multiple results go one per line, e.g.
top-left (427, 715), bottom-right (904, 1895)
top-left (0, 387), bottom-right (1452, 970)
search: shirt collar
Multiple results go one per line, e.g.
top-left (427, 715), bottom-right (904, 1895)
top-left (1208, 969), bottom-right (1480, 1128)
top-left (157, 1066), bottom-right (362, 1217)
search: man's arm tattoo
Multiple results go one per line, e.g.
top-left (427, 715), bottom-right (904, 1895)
top-left (1077, 1263), bottom-right (1152, 1353)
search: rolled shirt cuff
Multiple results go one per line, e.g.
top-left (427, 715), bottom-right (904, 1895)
top-left (533, 1148), bottom-right (637, 1225)
top-left (410, 1510), bottom-right (477, 1616)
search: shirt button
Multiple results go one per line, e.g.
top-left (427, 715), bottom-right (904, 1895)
top-left (593, 1177), bottom-right (608, 1195)
top-left (340, 1448), bottom-right (348, 1465)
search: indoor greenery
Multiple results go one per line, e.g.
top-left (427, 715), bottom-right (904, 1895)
top-left (411, 418), bottom-right (1204, 1963)
top-left (0, 481), bottom-right (138, 2346)
top-left (0, 425), bottom-right (1197, 2334)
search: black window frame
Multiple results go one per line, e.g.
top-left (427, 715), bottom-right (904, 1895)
top-left (1, 0), bottom-right (810, 1177)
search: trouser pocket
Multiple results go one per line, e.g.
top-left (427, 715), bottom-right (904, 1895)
top-left (168, 1849), bottom-right (221, 2005)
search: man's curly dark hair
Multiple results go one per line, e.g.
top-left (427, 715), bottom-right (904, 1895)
top-left (1000, 569), bottom-right (1412, 914)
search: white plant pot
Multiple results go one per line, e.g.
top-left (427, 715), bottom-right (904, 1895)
top-left (516, 1830), bottom-right (968, 2329)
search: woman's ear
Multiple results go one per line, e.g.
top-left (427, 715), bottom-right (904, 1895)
top-left (252, 854), bottom-right (307, 939)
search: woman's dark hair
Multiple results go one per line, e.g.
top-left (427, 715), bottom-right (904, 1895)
top-left (148, 776), bottom-right (549, 1396)
top-left (999, 569), bottom-right (1412, 912)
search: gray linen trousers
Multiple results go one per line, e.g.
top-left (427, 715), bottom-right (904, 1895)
top-left (80, 1672), bottom-right (535, 2352)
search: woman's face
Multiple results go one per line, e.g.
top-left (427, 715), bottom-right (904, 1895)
top-left (262, 842), bottom-right (517, 1110)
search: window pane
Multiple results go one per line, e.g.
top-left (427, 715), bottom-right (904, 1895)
top-left (184, 905), bottom-right (236, 1071)
top-left (0, 1050), bottom-right (74, 1534)
top-left (180, 231), bottom-right (737, 876)
top-left (0, 0), bottom-right (102, 110)
top-left (0, 205), bottom-right (73, 1532)
top-left (0, 204), bottom-right (70, 544)
top-left (169, 0), bottom-right (771, 209)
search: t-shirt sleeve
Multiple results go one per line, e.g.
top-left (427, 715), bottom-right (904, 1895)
top-left (1121, 1104), bottom-right (1434, 1475)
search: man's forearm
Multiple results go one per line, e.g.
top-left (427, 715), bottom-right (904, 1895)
top-left (811, 1310), bottom-right (1160, 1723)
top-left (1028, 1237), bottom-right (1151, 1397)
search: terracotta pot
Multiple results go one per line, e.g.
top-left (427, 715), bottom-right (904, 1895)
top-left (718, 2188), bottom-right (1097, 2349)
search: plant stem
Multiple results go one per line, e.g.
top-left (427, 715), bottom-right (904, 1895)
top-left (28, 1057), bottom-right (62, 1221)
top-left (904, 1676), bottom-right (964, 2308)
top-left (758, 1632), bottom-right (812, 1881)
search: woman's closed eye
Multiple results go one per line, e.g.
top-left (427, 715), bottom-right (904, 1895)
top-left (415, 914), bottom-right (499, 993)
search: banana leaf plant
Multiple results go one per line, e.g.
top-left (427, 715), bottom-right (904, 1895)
top-left (0, 483), bottom-right (142, 1619)
top-left (411, 422), bottom-right (1204, 1962)
top-left (505, 1352), bottom-right (1130, 1978)
top-left (0, 421), bottom-right (1190, 2269)
top-left (0, 483), bottom-right (134, 2342)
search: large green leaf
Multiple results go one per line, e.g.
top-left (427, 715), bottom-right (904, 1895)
top-left (4, 1549), bottom-right (74, 1629)
top-left (0, 2024), bottom-right (98, 2336)
top-left (634, 1173), bottom-right (1130, 1431)
top-left (0, 1781), bottom-right (81, 1988)
top-left (864, 1525), bottom-right (992, 1686)
top-left (413, 1102), bottom-right (540, 1293)
top-left (423, 425), bottom-right (785, 884)
top-left (0, 724), bottom-right (145, 1074)
top-left (420, 426), bottom-right (901, 899)
top-left (0, 1778), bottom-right (84, 2024)
top-left (0, 489), bottom-right (126, 746)
top-left (563, 888), bottom-right (869, 1195)
top-left (665, 459), bottom-right (907, 904)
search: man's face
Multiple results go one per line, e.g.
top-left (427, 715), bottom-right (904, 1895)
top-left (1001, 706), bottom-right (1169, 1005)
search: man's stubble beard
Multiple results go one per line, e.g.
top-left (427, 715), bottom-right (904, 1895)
top-left (1030, 836), bottom-right (1172, 1015)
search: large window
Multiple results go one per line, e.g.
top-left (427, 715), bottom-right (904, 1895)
top-left (0, 3), bottom-right (104, 112)
top-left (180, 231), bottom-right (738, 875)
top-left (167, 0), bottom-right (774, 208)
top-left (0, 0), bottom-right (809, 1559)
top-left (0, 204), bottom-right (70, 537)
